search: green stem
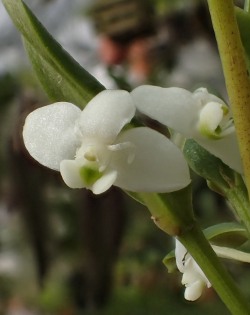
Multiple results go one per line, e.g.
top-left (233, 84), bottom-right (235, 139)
top-left (244, 0), bottom-right (250, 12)
top-left (226, 175), bottom-right (250, 236)
top-left (136, 192), bottom-right (250, 314)
top-left (207, 0), bottom-right (250, 200)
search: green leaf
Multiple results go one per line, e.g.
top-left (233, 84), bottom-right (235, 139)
top-left (204, 222), bottom-right (248, 247)
top-left (162, 250), bottom-right (176, 273)
top-left (183, 139), bottom-right (235, 193)
top-left (183, 140), bottom-right (250, 237)
top-left (3, 0), bottom-right (104, 108)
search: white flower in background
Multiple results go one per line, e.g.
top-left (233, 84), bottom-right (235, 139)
top-left (175, 239), bottom-right (250, 301)
top-left (23, 90), bottom-right (190, 194)
top-left (132, 85), bottom-right (242, 174)
top-left (175, 239), bottom-right (211, 301)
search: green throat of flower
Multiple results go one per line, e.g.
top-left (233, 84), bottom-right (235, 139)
top-left (79, 165), bottom-right (103, 187)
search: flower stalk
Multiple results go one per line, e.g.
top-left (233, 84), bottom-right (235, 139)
top-left (178, 223), bottom-right (250, 315)
top-left (134, 190), bottom-right (250, 314)
top-left (226, 174), bottom-right (250, 237)
top-left (207, 0), bottom-right (250, 200)
top-left (244, 0), bottom-right (250, 12)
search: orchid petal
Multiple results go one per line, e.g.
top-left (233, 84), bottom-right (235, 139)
top-left (184, 280), bottom-right (205, 301)
top-left (198, 102), bottom-right (224, 136)
top-left (78, 90), bottom-right (135, 143)
top-left (175, 238), bottom-right (187, 273)
top-left (196, 133), bottom-right (243, 174)
top-left (23, 102), bottom-right (81, 170)
top-left (193, 87), bottom-right (225, 105)
top-left (60, 160), bottom-right (84, 188)
top-left (131, 85), bottom-right (198, 136)
top-left (112, 127), bottom-right (191, 192)
top-left (182, 258), bottom-right (209, 286)
top-left (132, 86), bottom-right (242, 173)
top-left (92, 170), bottom-right (118, 194)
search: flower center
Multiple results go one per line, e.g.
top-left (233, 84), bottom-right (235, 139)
top-left (76, 141), bottom-right (135, 188)
top-left (84, 150), bottom-right (97, 162)
top-left (79, 164), bottom-right (103, 186)
top-left (197, 102), bottom-right (234, 139)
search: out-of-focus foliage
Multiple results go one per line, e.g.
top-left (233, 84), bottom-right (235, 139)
top-left (3, 0), bottom-right (104, 108)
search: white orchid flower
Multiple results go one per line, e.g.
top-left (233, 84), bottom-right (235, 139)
top-left (175, 239), bottom-right (211, 301)
top-left (132, 85), bottom-right (242, 174)
top-left (23, 90), bottom-right (191, 194)
top-left (175, 239), bottom-right (250, 301)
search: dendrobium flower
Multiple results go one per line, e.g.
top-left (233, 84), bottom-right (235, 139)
top-left (175, 239), bottom-right (250, 301)
top-left (175, 239), bottom-right (211, 301)
top-left (132, 85), bottom-right (243, 174)
top-left (23, 90), bottom-right (191, 194)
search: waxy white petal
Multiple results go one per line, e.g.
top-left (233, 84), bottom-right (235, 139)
top-left (92, 170), bottom-right (118, 194)
top-left (175, 238), bottom-right (187, 273)
top-left (112, 127), bottom-right (191, 192)
top-left (175, 239), bottom-right (211, 301)
top-left (60, 159), bottom-right (118, 194)
top-left (133, 85), bottom-right (243, 173)
top-left (196, 133), bottom-right (243, 174)
top-left (60, 160), bottom-right (85, 188)
top-left (198, 102), bottom-right (224, 135)
top-left (23, 102), bottom-right (81, 170)
top-left (78, 90), bottom-right (135, 143)
top-left (132, 85), bottom-right (198, 136)
top-left (184, 280), bottom-right (205, 301)
top-left (193, 87), bottom-right (224, 106)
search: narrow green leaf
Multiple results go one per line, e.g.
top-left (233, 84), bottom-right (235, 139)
top-left (244, 0), bottom-right (250, 12)
top-left (204, 222), bottom-right (248, 247)
top-left (3, 0), bottom-right (105, 108)
top-left (184, 139), bottom-right (250, 237)
top-left (162, 250), bottom-right (176, 273)
top-left (183, 139), bottom-right (235, 192)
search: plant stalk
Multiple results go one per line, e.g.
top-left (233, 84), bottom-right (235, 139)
top-left (137, 192), bottom-right (250, 314)
top-left (178, 223), bottom-right (250, 315)
top-left (207, 0), bottom-right (250, 201)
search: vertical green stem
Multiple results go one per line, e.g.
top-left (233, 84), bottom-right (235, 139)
top-left (207, 0), bottom-right (250, 200)
top-left (244, 0), bottom-right (250, 12)
top-left (226, 175), bottom-right (250, 236)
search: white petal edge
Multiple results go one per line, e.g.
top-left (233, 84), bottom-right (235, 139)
top-left (60, 159), bottom-right (85, 189)
top-left (196, 133), bottom-right (243, 174)
top-left (78, 90), bottom-right (136, 144)
top-left (92, 170), bottom-right (118, 194)
top-left (23, 102), bottom-right (81, 170)
top-left (193, 87), bottom-right (225, 106)
top-left (111, 127), bottom-right (191, 192)
top-left (175, 239), bottom-right (187, 273)
top-left (198, 102), bottom-right (224, 133)
top-left (184, 280), bottom-right (205, 301)
top-left (131, 85), bottom-right (199, 136)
